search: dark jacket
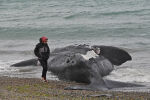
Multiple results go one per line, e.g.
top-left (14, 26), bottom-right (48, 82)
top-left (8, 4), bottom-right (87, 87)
top-left (34, 43), bottom-right (50, 60)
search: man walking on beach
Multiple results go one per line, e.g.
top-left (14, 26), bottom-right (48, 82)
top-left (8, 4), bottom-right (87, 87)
top-left (34, 36), bottom-right (50, 82)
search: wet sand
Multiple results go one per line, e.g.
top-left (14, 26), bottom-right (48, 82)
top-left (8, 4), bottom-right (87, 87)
top-left (0, 76), bottom-right (150, 100)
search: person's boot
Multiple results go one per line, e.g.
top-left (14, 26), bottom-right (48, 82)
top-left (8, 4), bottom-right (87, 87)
top-left (42, 77), bottom-right (47, 82)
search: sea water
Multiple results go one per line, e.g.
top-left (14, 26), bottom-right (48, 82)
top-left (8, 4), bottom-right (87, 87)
top-left (0, 0), bottom-right (150, 90)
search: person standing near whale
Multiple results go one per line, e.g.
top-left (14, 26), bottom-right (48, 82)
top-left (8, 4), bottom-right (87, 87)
top-left (34, 36), bottom-right (50, 82)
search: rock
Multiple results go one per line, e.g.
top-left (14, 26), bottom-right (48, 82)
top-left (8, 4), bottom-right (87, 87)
top-left (87, 94), bottom-right (112, 98)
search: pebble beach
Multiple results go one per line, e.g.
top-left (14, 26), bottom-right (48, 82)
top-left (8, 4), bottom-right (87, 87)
top-left (0, 76), bottom-right (150, 100)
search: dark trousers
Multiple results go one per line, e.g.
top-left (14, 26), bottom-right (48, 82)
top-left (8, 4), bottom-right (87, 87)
top-left (39, 59), bottom-right (48, 79)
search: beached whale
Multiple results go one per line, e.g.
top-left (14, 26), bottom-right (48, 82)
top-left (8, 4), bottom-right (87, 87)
top-left (11, 44), bottom-right (141, 90)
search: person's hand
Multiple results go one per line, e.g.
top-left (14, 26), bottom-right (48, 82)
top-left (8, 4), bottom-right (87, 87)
top-left (38, 58), bottom-right (42, 60)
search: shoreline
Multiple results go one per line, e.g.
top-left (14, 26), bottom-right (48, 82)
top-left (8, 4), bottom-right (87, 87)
top-left (0, 76), bottom-right (150, 100)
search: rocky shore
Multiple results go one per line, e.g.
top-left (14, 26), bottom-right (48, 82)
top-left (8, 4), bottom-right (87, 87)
top-left (0, 76), bottom-right (150, 100)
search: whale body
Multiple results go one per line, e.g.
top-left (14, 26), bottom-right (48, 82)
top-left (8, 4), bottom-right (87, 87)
top-left (11, 45), bottom-right (142, 90)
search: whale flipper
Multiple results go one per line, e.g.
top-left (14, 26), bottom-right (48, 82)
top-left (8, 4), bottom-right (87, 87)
top-left (64, 84), bottom-right (108, 91)
top-left (104, 79), bottom-right (144, 89)
top-left (11, 58), bottom-right (38, 67)
top-left (64, 79), bottom-right (144, 91)
top-left (92, 45), bottom-right (132, 65)
top-left (64, 76), bottom-right (108, 91)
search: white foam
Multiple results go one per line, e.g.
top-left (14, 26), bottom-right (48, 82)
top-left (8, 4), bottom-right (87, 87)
top-left (0, 59), bottom-right (58, 80)
top-left (81, 50), bottom-right (99, 60)
top-left (106, 67), bottom-right (150, 83)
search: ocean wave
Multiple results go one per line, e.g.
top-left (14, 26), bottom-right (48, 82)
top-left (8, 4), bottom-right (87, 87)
top-left (107, 67), bottom-right (150, 83)
top-left (99, 8), bottom-right (150, 16)
top-left (63, 7), bottom-right (150, 20)
top-left (0, 50), bottom-right (33, 55)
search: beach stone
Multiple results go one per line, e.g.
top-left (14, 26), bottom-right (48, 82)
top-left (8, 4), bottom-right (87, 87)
top-left (87, 93), bottom-right (112, 98)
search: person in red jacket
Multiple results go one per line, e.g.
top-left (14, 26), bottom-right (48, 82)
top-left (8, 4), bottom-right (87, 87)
top-left (34, 36), bottom-right (50, 82)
